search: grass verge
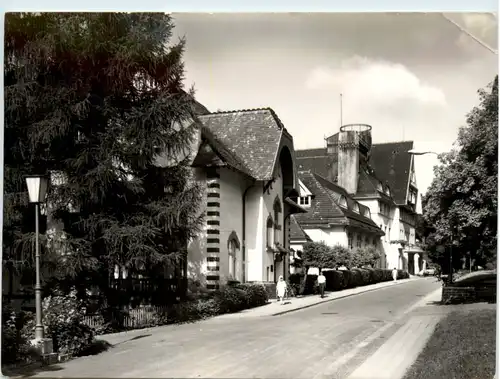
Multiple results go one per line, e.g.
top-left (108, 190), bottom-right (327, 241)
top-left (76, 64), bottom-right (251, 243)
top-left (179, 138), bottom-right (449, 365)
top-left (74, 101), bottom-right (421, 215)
top-left (403, 308), bottom-right (496, 379)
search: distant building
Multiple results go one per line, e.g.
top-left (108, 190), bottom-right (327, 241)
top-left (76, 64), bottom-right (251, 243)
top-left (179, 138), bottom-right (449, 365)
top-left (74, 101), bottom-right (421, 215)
top-left (291, 170), bottom-right (385, 266)
top-left (295, 124), bottom-right (427, 275)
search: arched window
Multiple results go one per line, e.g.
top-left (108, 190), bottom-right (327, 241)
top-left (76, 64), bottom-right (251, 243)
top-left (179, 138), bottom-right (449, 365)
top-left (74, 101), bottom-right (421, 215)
top-left (273, 197), bottom-right (282, 245)
top-left (266, 216), bottom-right (274, 248)
top-left (227, 232), bottom-right (241, 280)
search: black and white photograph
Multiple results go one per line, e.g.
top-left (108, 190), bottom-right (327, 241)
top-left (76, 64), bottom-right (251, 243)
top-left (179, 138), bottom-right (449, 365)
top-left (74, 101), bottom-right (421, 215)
top-left (2, 11), bottom-right (498, 379)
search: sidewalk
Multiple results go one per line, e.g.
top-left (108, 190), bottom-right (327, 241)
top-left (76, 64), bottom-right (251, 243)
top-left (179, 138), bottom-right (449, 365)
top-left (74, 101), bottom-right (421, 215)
top-left (98, 278), bottom-right (417, 346)
top-left (213, 278), bottom-right (417, 319)
top-left (347, 287), bottom-right (444, 379)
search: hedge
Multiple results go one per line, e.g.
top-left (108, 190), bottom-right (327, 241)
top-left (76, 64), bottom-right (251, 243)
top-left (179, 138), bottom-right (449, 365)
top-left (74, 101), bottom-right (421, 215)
top-left (289, 268), bottom-right (410, 295)
top-left (166, 283), bottom-right (269, 324)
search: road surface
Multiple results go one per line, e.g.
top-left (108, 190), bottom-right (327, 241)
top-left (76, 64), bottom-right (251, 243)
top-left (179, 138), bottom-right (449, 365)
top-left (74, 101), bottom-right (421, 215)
top-left (29, 278), bottom-right (441, 378)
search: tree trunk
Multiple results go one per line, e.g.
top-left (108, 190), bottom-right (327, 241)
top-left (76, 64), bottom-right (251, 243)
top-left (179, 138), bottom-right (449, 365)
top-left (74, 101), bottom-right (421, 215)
top-left (299, 266), bottom-right (309, 295)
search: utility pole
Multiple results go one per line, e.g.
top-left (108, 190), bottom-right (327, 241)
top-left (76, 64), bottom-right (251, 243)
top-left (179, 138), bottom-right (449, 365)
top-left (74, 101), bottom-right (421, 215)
top-left (340, 93), bottom-right (343, 127)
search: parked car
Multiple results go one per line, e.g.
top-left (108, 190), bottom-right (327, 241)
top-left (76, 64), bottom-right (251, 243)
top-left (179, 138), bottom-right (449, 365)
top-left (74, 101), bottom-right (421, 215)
top-left (452, 270), bottom-right (496, 303)
top-left (423, 268), bottom-right (436, 276)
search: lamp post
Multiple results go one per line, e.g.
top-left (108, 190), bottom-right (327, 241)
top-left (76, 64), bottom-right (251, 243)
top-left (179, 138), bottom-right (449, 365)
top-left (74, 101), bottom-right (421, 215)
top-left (25, 175), bottom-right (50, 346)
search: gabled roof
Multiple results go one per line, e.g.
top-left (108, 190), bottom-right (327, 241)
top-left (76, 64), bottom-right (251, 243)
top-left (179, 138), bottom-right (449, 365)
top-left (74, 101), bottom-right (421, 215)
top-left (294, 171), bottom-right (383, 235)
top-left (192, 126), bottom-right (253, 177)
top-left (290, 215), bottom-right (312, 241)
top-left (196, 108), bottom-right (287, 180)
top-left (295, 143), bottom-right (412, 205)
top-left (296, 154), bottom-right (332, 179)
top-left (369, 141), bottom-right (414, 205)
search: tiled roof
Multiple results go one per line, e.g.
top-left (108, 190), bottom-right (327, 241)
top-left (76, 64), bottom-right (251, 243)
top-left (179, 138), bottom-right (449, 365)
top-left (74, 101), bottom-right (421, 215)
top-left (194, 126), bottom-right (253, 177)
top-left (198, 108), bottom-right (285, 180)
top-left (290, 215), bottom-right (311, 241)
top-left (296, 155), bottom-right (333, 179)
top-left (294, 171), bottom-right (345, 225)
top-left (313, 174), bottom-right (382, 232)
top-left (296, 148), bottom-right (327, 158)
top-left (369, 141), bottom-right (414, 205)
top-left (294, 171), bottom-right (383, 235)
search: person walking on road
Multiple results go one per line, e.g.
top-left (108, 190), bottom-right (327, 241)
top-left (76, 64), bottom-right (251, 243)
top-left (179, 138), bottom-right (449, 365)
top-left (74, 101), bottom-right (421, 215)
top-left (276, 275), bottom-right (287, 305)
top-left (318, 271), bottom-right (326, 298)
top-left (392, 267), bottom-right (398, 282)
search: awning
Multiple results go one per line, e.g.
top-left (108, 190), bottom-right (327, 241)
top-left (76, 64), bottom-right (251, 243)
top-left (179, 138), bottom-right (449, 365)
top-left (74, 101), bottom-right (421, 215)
top-left (404, 245), bottom-right (425, 254)
top-left (284, 197), bottom-right (308, 214)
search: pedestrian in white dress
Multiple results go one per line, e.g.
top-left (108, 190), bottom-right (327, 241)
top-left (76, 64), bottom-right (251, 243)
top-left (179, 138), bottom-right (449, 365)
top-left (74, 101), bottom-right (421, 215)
top-left (276, 276), bottom-right (287, 305)
top-left (392, 267), bottom-right (398, 282)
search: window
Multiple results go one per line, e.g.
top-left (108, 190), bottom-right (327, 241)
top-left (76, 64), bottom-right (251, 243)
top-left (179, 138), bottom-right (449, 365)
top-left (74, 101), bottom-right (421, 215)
top-left (348, 232), bottom-right (353, 249)
top-left (356, 234), bottom-right (362, 248)
top-left (339, 196), bottom-right (348, 208)
top-left (384, 226), bottom-right (387, 241)
top-left (266, 216), bottom-right (274, 248)
top-left (377, 181), bottom-right (383, 191)
top-left (273, 197), bottom-right (282, 245)
top-left (299, 196), bottom-right (311, 207)
top-left (373, 237), bottom-right (378, 246)
top-left (228, 238), bottom-right (238, 279)
top-left (385, 186), bottom-right (391, 196)
top-left (364, 209), bottom-right (371, 219)
top-left (379, 201), bottom-right (390, 216)
top-left (353, 203), bottom-right (360, 213)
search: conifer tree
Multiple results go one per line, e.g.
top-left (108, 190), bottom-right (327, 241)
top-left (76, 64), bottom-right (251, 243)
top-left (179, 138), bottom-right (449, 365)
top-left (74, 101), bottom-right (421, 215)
top-left (4, 13), bottom-right (204, 301)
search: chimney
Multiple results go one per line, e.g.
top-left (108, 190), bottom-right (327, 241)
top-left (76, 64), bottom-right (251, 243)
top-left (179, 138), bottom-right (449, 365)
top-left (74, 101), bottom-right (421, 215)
top-left (332, 124), bottom-right (372, 195)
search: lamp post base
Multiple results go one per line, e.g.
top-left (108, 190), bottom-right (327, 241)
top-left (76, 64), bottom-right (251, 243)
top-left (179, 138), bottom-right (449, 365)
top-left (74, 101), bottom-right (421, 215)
top-left (30, 337), bottom-right (54, 355)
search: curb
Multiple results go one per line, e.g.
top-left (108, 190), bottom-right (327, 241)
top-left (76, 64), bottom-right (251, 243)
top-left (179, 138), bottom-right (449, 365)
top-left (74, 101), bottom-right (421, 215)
top-left (271, 279), bottom-right (414, 317)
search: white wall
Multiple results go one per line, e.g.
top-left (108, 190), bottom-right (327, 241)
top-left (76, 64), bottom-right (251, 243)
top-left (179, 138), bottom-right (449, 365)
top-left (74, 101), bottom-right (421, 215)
top-left (304, 226), bottom-right (347, 247)
top-left (219, 168), bottom-right (248, 283)
top-left (245, 185), bottom-right (265, 282)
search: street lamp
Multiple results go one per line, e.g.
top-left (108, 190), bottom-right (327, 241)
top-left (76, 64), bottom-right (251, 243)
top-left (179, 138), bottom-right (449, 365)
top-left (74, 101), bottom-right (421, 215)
top-left (25, 175), bottom-right (52, 353)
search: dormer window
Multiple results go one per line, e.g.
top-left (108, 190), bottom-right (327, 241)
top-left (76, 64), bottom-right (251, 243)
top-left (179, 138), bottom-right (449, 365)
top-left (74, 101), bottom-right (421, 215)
top-left (299, 196), bottom-right (311, 207)
top-left (377, 182), bottom-right (383, 191)
top-left (353, 202), bottom-right (360, 213)
top-left (339, 196), bottom-right (348, 208)
top-left (384, 186), bottom-right (391, 196)
top-left (364, 208), bottom-right (371, 219)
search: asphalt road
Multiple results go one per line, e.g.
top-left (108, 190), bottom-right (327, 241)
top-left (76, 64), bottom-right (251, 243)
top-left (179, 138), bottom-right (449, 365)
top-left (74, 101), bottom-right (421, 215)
top-left (29, 278), bottom-right (441, 378)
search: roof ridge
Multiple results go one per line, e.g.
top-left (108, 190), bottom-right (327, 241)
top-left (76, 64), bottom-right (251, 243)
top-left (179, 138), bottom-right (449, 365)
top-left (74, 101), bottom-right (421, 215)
top-left (372, 141), bottom-right (414, 145)
top-left (207, 107), bottom-right (285, 130)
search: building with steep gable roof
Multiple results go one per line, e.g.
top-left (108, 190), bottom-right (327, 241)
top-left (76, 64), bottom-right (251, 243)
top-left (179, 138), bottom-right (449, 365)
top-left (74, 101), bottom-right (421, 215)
top-left (295, 124), bottom-right (426, 274)
top-left (188, 108), bottom-right (307, 290)
top-left (291, 170), bottom-right (386, 267)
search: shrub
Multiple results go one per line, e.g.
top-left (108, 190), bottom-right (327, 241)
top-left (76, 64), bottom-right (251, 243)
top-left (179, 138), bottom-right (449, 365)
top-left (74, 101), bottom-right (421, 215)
top-left (372, 268), bottom-right (384, 282)
top-left (324, 270), bottom-right (344, 291)
top-left (1, 305), bottom-right (38, 365)
top-left (397, 269), bottom-right (409, 279)
top-left (288, 273), bottom-right (303, 295)
top-left (167, 283), bottom-right (268, 324)
top-left (22, 288), bottom-right (96, 357)
top-left (342, 270), bottom-right (353, 288)
top-left (239, 283), bottom-right (268, 307)
top-left (305, 274), bottom-right (319, 295)
top-left (214, 286), bottom-right (248, 313)
top-left (358, 269), bottom-right (372, 285)
top-left (350, 269), bottom-right (364, 287)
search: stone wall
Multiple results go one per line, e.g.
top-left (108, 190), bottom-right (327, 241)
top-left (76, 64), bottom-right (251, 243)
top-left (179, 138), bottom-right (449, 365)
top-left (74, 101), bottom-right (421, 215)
top-left (442, 286), bottom-right (476, 304)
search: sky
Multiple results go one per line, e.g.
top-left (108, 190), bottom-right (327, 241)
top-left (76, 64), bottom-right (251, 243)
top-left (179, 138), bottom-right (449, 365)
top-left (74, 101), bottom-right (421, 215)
top-left (172, 13), bottom-right (498, 197)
